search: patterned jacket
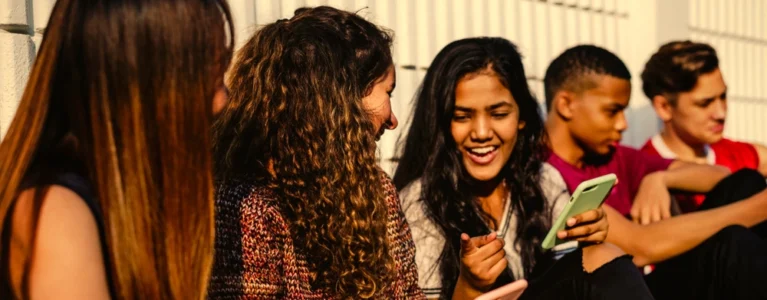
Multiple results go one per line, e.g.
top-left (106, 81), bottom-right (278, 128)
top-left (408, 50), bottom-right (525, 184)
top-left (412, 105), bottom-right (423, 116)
top-left (208, 172), bottom-right (425, 299)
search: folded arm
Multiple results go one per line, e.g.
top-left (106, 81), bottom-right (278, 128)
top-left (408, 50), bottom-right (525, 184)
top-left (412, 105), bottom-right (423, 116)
top-left (663, 160), bottom-right (731, 193)
top-left (606, 188), bottom-right (767, 266)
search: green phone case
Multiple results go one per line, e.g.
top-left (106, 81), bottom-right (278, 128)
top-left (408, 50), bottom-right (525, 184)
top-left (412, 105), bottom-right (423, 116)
top-left (541, 173), bottom-right (617, 250)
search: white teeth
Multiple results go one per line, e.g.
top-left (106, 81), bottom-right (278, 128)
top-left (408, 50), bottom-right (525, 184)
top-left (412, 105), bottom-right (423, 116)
top-left (470, 146), bottom-right (495, 154)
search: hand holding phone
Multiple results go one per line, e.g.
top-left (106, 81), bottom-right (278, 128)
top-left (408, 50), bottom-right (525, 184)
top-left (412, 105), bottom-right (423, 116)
top-left (555, 206), bottom-right (608, 244)
top-left (474, 279), bottom-right (528, 300)
top-left (542, 174), bottom-right (617, 249)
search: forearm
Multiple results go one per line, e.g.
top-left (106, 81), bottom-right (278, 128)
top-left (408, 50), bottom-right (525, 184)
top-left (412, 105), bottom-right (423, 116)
top-left (662, 161), bottom-right (730, 193)
top-left (607, 190), bottom-right (767, 266)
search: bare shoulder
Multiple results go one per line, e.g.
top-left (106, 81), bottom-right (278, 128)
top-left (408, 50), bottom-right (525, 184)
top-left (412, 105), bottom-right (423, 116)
top-left (10, 186), bottom-right (109, 299)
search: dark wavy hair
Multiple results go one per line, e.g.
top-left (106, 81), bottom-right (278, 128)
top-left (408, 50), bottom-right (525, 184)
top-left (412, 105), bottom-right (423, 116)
top-left (641, 40), bottom-right (719, 105)
top-left (212, 6), bottom-right (395, 298)
top-left (393, 37), bottom-right (550, 299)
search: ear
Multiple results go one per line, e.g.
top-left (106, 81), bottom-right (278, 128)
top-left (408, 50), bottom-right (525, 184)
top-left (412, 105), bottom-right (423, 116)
top-left (518, 120), bottom-right (526, 130)
top-left (553, 90), bottom-right (576, 120)
top-left (651, 95), bottom-right (673, 122)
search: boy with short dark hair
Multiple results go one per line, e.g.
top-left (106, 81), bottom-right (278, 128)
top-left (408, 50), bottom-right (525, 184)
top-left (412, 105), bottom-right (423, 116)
top-left (640, 40), bottom-right (767, 213)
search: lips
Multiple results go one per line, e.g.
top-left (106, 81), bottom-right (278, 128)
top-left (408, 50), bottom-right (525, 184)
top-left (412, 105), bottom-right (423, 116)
top-left (711, 124), bottom-right (724, 133)
top-left (465, 146), bottom-right (499, 165)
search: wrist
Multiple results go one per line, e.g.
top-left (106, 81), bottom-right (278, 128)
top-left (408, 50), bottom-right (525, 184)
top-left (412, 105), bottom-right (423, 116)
top-left (649, 171), bottom-right (668, 186)
top-left (453, 276), bottom-right (486, 300)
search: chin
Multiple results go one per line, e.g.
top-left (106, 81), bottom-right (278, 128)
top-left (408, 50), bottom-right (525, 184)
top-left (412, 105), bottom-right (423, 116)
top-left (703, 132), bottom-right (724, 144)
top-left (588, 145), bottom-right (614, 156)
top-left (466, 167), bottom-right (502, 182)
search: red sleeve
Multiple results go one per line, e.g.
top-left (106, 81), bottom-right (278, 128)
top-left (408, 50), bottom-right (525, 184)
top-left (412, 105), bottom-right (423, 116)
top-left (711, 138), bottom-right (760, 171)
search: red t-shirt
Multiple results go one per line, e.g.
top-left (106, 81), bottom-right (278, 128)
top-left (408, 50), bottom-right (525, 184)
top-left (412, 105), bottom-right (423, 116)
top-left (640, 136), bottom-right (760, 212)
top-left (547, 145), bottom-right (674, 216)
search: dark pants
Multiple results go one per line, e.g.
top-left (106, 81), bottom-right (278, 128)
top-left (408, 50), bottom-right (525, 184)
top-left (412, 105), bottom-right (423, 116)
top-left (646, 169), bottom-right (767, 300)
top-left (522, 248), bottom-right (654, 300)
top-left (698, 168), bottom-right (767, 239)
top-left (645, 225), bottom-right (767, 300)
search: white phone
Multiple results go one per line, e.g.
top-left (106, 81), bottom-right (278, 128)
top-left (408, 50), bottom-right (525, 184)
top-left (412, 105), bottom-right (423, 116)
top-left (474, 279), bottom-right (528, 300)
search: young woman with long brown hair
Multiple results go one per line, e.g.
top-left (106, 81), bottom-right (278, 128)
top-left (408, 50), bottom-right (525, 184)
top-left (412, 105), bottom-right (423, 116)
top-left (208, 6), bottom-right (423, 299)
top-left (0, 0), bottom-right (233, 298)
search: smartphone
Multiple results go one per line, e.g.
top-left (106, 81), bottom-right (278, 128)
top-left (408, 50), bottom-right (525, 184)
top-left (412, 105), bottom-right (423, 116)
top-left (541, 173), bottom-right (617, 250)
top-left (474, 279), bottom-right (528, 300)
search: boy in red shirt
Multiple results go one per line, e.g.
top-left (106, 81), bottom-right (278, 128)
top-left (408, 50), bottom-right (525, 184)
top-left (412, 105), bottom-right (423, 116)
top-left (640, 40), bottom-right (767, 212)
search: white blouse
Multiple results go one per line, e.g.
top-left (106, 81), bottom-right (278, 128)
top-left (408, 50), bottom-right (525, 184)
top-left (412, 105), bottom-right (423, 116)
top-left (399, 163), bottom-right (575, 298)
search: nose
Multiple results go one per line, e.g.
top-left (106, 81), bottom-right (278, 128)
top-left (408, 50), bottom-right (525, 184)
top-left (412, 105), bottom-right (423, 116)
top-left (712, 99), bottom-right (727, 121)
top-left (470, 116), bottom-right (492, 142)
top-left (386, 111), bottom-right (399, 130)
top-left (615, 111), bottom-right (628, 132)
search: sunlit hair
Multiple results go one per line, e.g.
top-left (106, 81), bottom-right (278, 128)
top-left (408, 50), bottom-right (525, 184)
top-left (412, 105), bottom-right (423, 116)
top-left (0, 0), bottom-right (233, 298)
top-left (641, 40), bottom-right (719, 105)
top-left (213, 6), bottom-right (395, 298)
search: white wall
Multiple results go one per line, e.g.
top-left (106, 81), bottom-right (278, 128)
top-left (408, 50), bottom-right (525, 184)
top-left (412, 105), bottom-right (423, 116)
top-left (0, 0), bottom-right (51, 137)
top-left (2, 0), bottom-right (766, 174)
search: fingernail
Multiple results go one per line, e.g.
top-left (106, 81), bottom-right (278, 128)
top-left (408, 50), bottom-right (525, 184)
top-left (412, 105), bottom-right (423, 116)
top-left (557, 231), bottom-right (567, 238)
top-left (567, 218), bottom-right (576, 226)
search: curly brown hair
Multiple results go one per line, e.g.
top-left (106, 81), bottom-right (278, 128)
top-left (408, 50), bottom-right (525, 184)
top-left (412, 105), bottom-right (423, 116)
top-left (213, 6), bottom-right (395, 298)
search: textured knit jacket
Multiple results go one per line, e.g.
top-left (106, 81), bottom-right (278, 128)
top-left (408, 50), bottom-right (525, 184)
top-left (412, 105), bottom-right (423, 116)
top-left (208, 172), bottom-right (425, 299)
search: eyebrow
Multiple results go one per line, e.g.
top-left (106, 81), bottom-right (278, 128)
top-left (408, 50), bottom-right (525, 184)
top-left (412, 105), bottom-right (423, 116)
top-left (606, 102), bottom-right (626, 110)
top-left (487, 101), bottom-right (513, 110)
top-left (454, 101), bottom-right (513, 112)
top-left (694, 87), bottom-right (728, 102)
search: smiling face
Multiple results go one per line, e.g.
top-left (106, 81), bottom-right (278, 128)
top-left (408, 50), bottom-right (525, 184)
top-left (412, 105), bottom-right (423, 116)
top-left (451, 72), bottom-right (525, 182)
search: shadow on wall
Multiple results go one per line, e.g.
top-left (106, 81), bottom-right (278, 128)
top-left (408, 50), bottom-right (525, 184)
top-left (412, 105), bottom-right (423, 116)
top-left (625, 100), bottom-right (661, 147)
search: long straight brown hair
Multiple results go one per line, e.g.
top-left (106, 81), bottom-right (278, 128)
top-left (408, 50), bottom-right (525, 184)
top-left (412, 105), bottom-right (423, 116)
top-left (0, 0), bottom-right (233, 298)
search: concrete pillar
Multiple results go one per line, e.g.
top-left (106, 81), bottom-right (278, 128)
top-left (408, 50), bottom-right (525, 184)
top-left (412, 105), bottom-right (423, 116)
top-left (0, 0), bottom-right (33, 139)
top-left (624, 0), bottom-right (689, 146)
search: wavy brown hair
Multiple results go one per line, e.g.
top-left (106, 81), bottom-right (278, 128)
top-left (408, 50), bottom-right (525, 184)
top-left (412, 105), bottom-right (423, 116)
top-left (0, 0), bottom-right (233, 298)
top-left (213, 6), bottom-right (394, 298)
top-left (641, 40), bottom-right (719, 105)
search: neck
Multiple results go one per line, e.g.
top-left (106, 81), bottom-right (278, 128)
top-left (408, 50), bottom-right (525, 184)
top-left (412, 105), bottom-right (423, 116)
top-left (660, 125), bottom-right (708, 159)
top-left (546, 117), bottom-right (586, 168)
top-left (473, 177), bottom-right (507, 228)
